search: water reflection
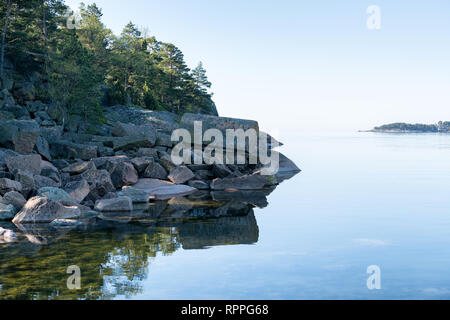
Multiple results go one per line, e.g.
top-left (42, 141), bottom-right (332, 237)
top-left (0, 190), bottom-right (265, 300)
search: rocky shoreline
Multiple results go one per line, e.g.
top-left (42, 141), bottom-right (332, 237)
top-left (0, 78), bottom-right (300, 244)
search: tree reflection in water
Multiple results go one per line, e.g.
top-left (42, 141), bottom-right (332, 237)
top-left (0, 190), bottom-right (266, 300)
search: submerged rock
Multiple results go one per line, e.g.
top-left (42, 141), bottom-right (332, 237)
top-left (0, 227), bottom-right (18, 243)
top-left (94, 196), bottom-right (133, 212)
top-left (211, 174), bottom-right (276, 190)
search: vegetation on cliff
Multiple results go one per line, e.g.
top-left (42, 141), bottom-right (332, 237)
top-left (0, 1), bottom-right (217, 126)
top-left (372, 121), bottom-right (450, 133)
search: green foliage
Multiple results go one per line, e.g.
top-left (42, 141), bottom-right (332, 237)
top-left (1, 0), bottom-right (217, 129)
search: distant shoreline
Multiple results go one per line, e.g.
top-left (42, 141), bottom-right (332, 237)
top-left (363, 121), bottom-right (450, 133)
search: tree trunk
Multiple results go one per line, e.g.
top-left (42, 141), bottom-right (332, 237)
top-left (0, 0), bottom-right (13, 77)
top-left (42, 1), bottom-right (49, 79)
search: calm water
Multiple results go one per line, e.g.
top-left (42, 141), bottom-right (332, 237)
top-left (1, 132), bottom-right (450, 300)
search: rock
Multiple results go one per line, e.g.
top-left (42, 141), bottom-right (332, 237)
top-left (3, 104), bottom-right (30, 119)
top-left (94, 196), bottom-right (133, 212)
top-left (0, 120), bottom-right (40, 155)
top-left (143, 162), bottom-right (168, 180)
top-left (271, 152), bottom-right (301, 182)
top-left (159, 153), bottom-right (176, 171)
top-left (14, 82), bottom-right (35, 104)
top-left (168, 166), bottom-right (195, 184)
top-left (64, 179), bottom-right (90, 203)
top-left (80, 169), bottom-right (115, 200)
top-left (112, 135), bottom-right (155, 151)
top-left (50, 141), bottom-right (98, 160)
top-left (212, 164), bottom-right (234, 179)
top-left (59, 206), bottom-right (82, 220)
top-left (181, 113), bottom-right (259, 136)
top-left (211, 174), bottom-right (276, 190)
top-left (188, 180), bottom-right (210, 190)
top-left (50, 219), bottom-right (82, 227)
top-left (3, 191), bottom-right (26, 210)
top-left (0, 203), bottom-right (16, 220)
top-left (122, 186), bottom-right (149, 203)
top-left (34, 136), bottom-right (51, 161)
top-left (5, 154), bottom-right (42, 175)
top-left (194, 169), bottom-right (213, 180)
top-left (34, 175), bottom-right (60, 189)
top-left (40, 126), bottom-right (63, 143)
top-left (40, 160), bottom-right (61, 183)
top-left (0, 227), bottom-right (18, 243)
top-left (51, 159), bottom-right (70, 170)
top-left (14, 170), bottom-right (34, 193)
top-left (110, 162), bottom-right (138, 188)
top-left (112, 122), bottom-right (156, 141)
top-left (0, 148), bottom-right (19, 166)
top-left (12, 196), bottom-right (65, 224)
top-left (37, 187), bottom-right (72, 202)
top-left (130, 157), bottom-right (154, 174)
top-left (155, 130), bottom-right (173, 147)
top-left (137, 148), bottom-right (158, 157)
top-left (91, 155), bottom-right (128, 171)
top-left (0, 178), bottom-right (22, 194)
top-left (131, 178), bottom-right (197, 200)
top-left (62, 161), bottom-right (96, 175)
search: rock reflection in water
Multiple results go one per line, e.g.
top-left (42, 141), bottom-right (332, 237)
top-left (0, 192), bottom-right (263, 300)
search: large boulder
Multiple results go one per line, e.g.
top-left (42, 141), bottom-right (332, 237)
top-left (0, 202), bottom-right (16, 220)
top-left (64, 179), bottom-right (90, 203)
top-left (0, 120), bottom-right (40, 155)
top-left (210, 174), bottom-right (276, 190)
top-left (50, 141), bottom-right (98, 160)
top-left (80, 169), bottom-right (115, 200)
top-left (5, 154), bottom-right (42, 175)
top-left (14, 170), bottom-right (34, 193)
top-left (94, 196), bottom-right (133, 212)
top-left (12, 196), bottom-right (76, 224)
top-left (37, 187), bottom-right (72, 202)
top-left (0, 178), bottom-right (22, 195)
top-left (34, 175), bottom-right (61, 189)
top-left (143, 162), bottom-right (168, 180)
top-left (110, 162), bottom-right (139, 188)
top-left (62, 161), bottom-right (96, 175)
top-left (130, 157), bottom-right (155, 174)
top-left (131, 178), bottom-right (197, 200)
top-left (180, 113), bottom-right (259, 136)
top-left (121, 186), bottom-right (149, 203)
top-left (168, 166), bottom-right (195, 184)
top-left (2, 191), bottom-right (26, 211)
top-left (34, 136), bottom-right (51, 161)
top-left (40, 160), bottom-right (61, 184)
top-left (0, 227), bottom-right (18, 243)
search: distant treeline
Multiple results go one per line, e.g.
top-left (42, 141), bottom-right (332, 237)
top-left (373, 122), bottom-right (450, 132)
top-left (0, 1), bottom-right (217, 124)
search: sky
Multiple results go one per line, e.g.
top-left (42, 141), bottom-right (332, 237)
top-left (65, 0), bottom-right (450, 134)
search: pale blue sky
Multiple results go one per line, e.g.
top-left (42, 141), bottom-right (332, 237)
top-left (66, 0), bottom-right (450, 133)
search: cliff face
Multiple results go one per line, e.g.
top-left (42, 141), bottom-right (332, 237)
top-left (0, 74), bottom-right (301, 234)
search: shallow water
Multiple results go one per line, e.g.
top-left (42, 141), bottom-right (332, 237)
top-left (1, 132), bottom-right (450, 300)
